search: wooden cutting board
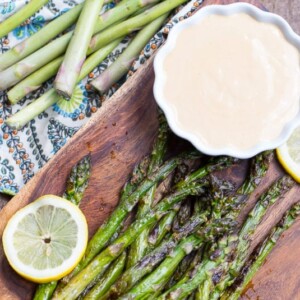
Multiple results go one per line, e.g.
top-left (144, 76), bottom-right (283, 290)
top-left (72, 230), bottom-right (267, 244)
top-left (1, 0), bottom-right (300, 299)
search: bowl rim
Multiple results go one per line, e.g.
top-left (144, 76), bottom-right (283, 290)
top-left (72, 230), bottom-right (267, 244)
top-left (153, 2), bottom-right (300, 159)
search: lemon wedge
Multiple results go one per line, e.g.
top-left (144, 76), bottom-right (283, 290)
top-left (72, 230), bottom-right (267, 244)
top-left (2, 195), bottom-right (88, 283)
top-left (277, 126), bottom-right (300, 182)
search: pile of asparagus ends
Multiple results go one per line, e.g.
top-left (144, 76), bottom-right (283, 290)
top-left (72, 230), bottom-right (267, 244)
top-left (32, 116), bottom-right (299, 300)
top-left (0, 0), bottom-right (189, 130)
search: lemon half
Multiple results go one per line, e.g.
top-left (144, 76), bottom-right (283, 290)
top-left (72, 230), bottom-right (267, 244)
top-left (2, 195), bottom-right (88, 283)
top-left (277, 126), bottom-right (300, 182)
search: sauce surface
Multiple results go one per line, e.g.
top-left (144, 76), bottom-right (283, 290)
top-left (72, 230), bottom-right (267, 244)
top-left (162, 13), bottom-right (300, 150)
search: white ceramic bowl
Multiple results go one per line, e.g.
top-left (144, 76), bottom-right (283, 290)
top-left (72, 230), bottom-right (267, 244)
top-left (153, 3), bottom-right (300, 159)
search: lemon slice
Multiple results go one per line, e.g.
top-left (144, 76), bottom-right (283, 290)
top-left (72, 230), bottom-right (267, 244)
top-left (2, 195), bottom-right (88, 283)
top-left (277, 126), bottom-right (300, 182)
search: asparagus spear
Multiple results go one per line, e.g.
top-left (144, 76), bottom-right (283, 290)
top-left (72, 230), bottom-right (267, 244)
top-left (33, 156), bottom-right (91, 300)
top-left (0, 0), bottom-right (160, 91)
top-left (160, 176), bottom-right (295, 300)
top-left (54, 0), bottom-right (105, 99)
top-left (120, 235), bottom-right (203, 300)
top-left (148, 210), bottom-right (178, 248)
top-left (126, 113), bottom-right (169, 268)
top-left (88, 0), bottom-right (189, 54)
top-left (0, 0), bottom-right (49, 39)
top-left (0, 4), bottom-right (83, 72)
top-left (83, 251), bottom-right (126, 299)
top-left (223, 202), bottom-right (300, 300)
top-left (7, 56), bottom-right (63, 104)
top-left (5, 39), bottom-right (122, 130)
top-left (91, 13), bottom-right (168, 94)
top-left (103, 234), bottom-right (178, 299)
top-left (53, 158), bottom-right (236, 299)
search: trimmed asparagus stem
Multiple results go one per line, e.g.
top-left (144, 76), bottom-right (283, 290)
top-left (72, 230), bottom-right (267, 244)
top-left (0, 0), bottom-right (159, 91)
top-left (33, 156), bottom-right (91, 300)
top-left (0, 0), bottom-right (49, 39)
top-left (120, 235), bottom-right (203, 300)
top-left (5, 39), bottom-right (122, 130)
top-left (126, 114), bottom-right (169, 268)
top-left (91, 14), bottom-right (168, 94)
top-left (84, 251), bottom-right (126, 299)
top-left (88, 0), bottom-right (189, 54)
top-left (0, 34), bottom-right (71, 90)
top-left (54, 0), bottom-right (105, 99)
top-left (53, 158), bottom-right (236, 299)
top-left (224, 202), bottom-right (300, 300)
top-left (7, 56), bottom-right (63, 104)
top-left (159, 176), bottom-right (295, 300)
top-left (0, 4), bottom-right (83, 71)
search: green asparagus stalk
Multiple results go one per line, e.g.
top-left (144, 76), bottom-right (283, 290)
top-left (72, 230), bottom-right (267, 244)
top-left (63, 156), bottom-right (92, 205)
top-left (0, 0), bottom-right (160, 91)
top-left (224, 202), bottom-right (300, 300)
top-left (7, 56), bottom-right (63, 104)
top-left (104, 210), bottom-right (209, 299)
top-left (120, 235), bottom-right (203, 300)
top-left (148, 210), bottom-right (178, 248)
top-left (126, 114), bottom-right (169, 268)
top-left (33, 156), bottom-right (91, 300)
top-left (88, 0), bottom-right (189, 54)
top-left (5, 39), bottom-right (122, 130)
top-left (0, 4), bottom-right (83, 72)
top-left (103, 235), bottom-right (178, 299)
top-left (84, 251), bottom-right (126, 299)
top-left (91, 13), bottom-right (167, 94)
top-left (53, 158), bottom-right (236, 299)
top-left (54, 0), bottom-right (105, 99)
top-left (194, 151), bottom-right (273, 239)
top-left (159, 176), bottom-right (295, 300)
top-left (61, 154), bottom-right (189, 286)
top-left (0, 0), bottom-right (49, 39)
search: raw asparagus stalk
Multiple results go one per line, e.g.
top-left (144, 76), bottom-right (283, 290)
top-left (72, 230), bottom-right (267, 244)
top-left (7, 56), bottom-right (63, 104)
top-left (33, 156), bottom-right (91, 300)
top-left (5, 39), bottom-right (122, 130)
top-left (223, 202), bottom-right (300, 300)
top-left (159, 176), bottom-right (295, 300)
top-left (88, 0), bottom-right (189, 54)
top-left (0, 34), bottom-right (71, 91)
top-left (53, 158), bottom-right (236, 299)
top-left (91, 13), bottom-right (168, 94)
top-left (120, 235), bottom-right (203, 300)
top-left (0, 0), bottom-right (49, 39)
top-left (0, 4), bottom-right (83, 71)
top-left (84, 251), bottom-right (126, 299)
top-left (126, 113), bottom-right (169, 268)
top-left (54, 0), bottom-right (105, 99)
top-left (0, 0), bottom-right (160, 91)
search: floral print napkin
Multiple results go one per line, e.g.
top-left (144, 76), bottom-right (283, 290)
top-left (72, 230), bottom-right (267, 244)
top-left (0, 0), bottom-right (203, 195)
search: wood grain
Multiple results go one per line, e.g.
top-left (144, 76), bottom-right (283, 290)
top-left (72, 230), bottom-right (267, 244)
top-left (0, 0), bottom-right (300, 299)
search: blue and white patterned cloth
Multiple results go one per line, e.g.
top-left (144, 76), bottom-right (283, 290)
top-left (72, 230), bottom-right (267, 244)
top-left (0, 0), bottom-right (203, 195)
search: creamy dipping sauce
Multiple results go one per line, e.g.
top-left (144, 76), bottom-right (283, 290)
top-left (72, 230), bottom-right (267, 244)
top-left (162, 13), bottom-right (300, 150)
